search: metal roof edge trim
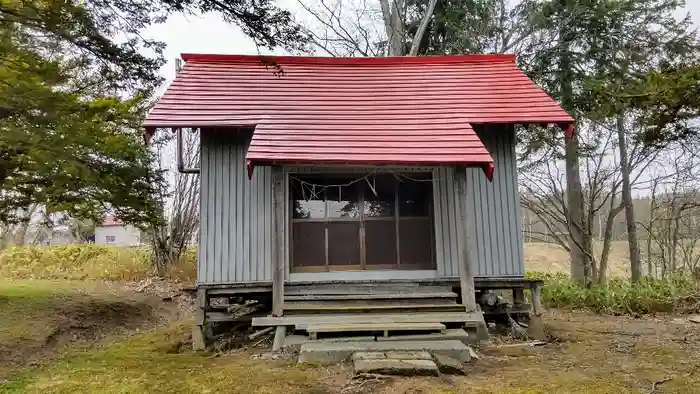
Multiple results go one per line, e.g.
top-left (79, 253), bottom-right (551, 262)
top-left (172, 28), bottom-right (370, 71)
top-left (180, 53), bottom-right (517, 65)
top-left (246, 158), bottom-right (495, 181)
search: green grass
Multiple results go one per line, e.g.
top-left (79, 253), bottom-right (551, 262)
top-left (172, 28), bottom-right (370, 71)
top-left (528, 271), bottom-right (699, 314)
top-left (0, 245), bottom-right (196, 282)
top-left (0, 280), bottom-right (94, 345)
top-left (0, 280), bottom-right (158, 379)
top-left (1, 322), bottom-right (324, 394)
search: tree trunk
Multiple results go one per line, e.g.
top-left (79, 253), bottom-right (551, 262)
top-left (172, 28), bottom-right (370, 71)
top-left (646, 190), bottom-right (656, 277)
top-left (565, 130), bottom-right (588, 285)
top-left (379, 0), bottom-right (405, 55)
top-left (12, 221), bottom-right (29, 245)
top-left (599, 201), bottom-right (623, 285)
top-left (558, 0), bottom-right (588, 286)
top-left (408, 0), bottom-right (437, 55)
top-left (616, 116), bottom-right (642, 282)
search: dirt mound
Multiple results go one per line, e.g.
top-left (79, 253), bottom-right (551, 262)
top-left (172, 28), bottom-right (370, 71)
top-left (42, 298), bottom-right (155, 347)
top-left (0, 294), bottom-right (162, 378)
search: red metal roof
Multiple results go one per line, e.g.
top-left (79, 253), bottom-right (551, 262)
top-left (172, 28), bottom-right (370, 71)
top-left (145, 54), bottom-right (573, 179)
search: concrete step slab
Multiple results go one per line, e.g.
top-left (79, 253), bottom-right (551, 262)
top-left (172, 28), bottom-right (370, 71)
top-left (298, 340), bottom-right (472, 365)
top-left (354, 359), bottom-right (439, 376)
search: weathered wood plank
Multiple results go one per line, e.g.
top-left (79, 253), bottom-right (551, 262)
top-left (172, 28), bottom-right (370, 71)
top-left (284, 292), bottom-right (458, 301)
top-left (207, 287), bottom-right (272, 295)
top-left (252, 311), bottom-right (484, 328)
top-left (284, 284), bottom-right (454, 296)
top-left (271, 165), bottom-right (284, 317)
top-left (284, 304), bottom-right (466, 314)
top-left (306, 322), bottom-right (445, 334)
top-left (284, 298), bottom-right (456, 308)
top-left (454, 165), bottom-right (477, 313)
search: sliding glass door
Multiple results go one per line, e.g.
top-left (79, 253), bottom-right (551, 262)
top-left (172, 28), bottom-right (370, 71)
top-left (290, 172), bottom-right (435, 273)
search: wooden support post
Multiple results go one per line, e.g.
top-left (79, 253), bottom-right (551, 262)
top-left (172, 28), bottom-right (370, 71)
top-left (272, 166), bottom-right (285, 317)
top-left (513, 288), bottom-right (526, 305)
top-left (528, 283), bottom-right (547, 340)
top-left (531, 284), bottom-right (543, 316)
top-left (454, 165), bottom-right (477, 313)
top-left (272, 326), bottom-right (286, 352)
top-left (193, 287), bottom-right (207, 351)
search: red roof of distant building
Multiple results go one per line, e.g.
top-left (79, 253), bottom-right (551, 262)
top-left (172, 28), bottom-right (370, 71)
top-left (144, 54), bottom-right (573, 179)
top-left (101, 215), bottom-right (124, 227)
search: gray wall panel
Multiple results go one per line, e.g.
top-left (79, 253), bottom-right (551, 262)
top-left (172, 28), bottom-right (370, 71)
top-left (435, 125), bottom-right (524, 277)
top-left (198, 130), bottom-right (273, 284)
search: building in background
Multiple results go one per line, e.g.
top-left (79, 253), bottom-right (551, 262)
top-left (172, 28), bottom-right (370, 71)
top-left (94, 216), bottom-right (143, 247)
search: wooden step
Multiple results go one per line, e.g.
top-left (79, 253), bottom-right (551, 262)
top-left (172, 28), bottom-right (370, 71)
top-left (284, 292), bottom-right (458, 301)
top-left (252, 311), bottom-right (484, 329)
top-left (285, 284), bottom-right (454, 296)
top-left (284, 294), bottom-right (458, 307)
top-left (284, 299), bottom-right (456, 308)
top-left (283, 303), bottom-right (466, 315)
top-left (306, 322), bottom-right (446, 339)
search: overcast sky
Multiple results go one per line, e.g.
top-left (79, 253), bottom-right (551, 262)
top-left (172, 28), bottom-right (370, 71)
top-left (144, 2), bottom-right (700, 92)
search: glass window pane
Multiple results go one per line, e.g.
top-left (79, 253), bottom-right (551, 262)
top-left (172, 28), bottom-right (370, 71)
top-left (363, 174), bottom-right (396, 217)
top-left (398, 173), bottom-right (432, 217)
top-left (326, 177), bottom-right (361, 218)
top-left (290, 176), bottom-right (325, 219)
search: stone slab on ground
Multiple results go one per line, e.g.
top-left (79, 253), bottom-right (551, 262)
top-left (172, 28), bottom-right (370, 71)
top-left (352, 352), bottom-right (387, 361)
top-left (433, 353), bottom-right (467, 375)
top-left (386, 351), bottom-right (432, 360)
top-left (376, 329), bottom-right (473, 345)
top-left (298, 340), bottom-right (472, 365)
top-left (354, 359), bottom-right (439, 376)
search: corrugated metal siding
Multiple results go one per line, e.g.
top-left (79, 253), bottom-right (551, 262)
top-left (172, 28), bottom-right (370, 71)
top-left (434, 126), bottom-right (524, 277)
top-left (198, 126), bottom-right (523, 284)
top-left (198, 130), bottom-right (274, 284)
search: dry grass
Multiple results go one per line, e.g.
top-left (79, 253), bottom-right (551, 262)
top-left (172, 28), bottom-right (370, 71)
top-left (0, 245), bottom-right (196, 282)
top-left (525, 241), bottom-right (631, 277)
top-left (0, 242), bottom-right (625, 284)
top-left (372, 310), bottom-right (700, 393)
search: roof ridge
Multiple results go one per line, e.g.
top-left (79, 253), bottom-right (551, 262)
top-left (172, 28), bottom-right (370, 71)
top-left (180, 53), bottom-right (517, 66)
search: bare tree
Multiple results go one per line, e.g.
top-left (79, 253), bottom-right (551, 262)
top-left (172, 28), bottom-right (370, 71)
top-left (297, 0), bottom-right (443, 57)
top-left (149, 129), bottom-right (200, 277)
top-left (520, 119), bottom-right (660, 285)
top-left (641, 141), bottom-right (700, 278)
top-left (616, 114), bottom-right (642, 281)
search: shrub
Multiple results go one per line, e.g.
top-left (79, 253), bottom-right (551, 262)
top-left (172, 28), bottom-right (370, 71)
top-left (526, 271), bottom-right (697, 314)
top-left (0, 244), bottom-right (196, 282)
